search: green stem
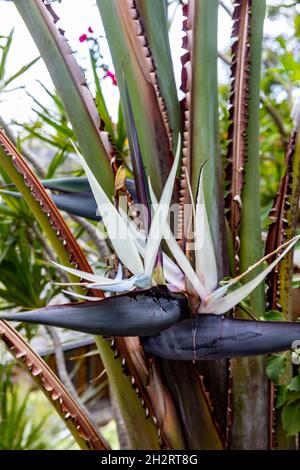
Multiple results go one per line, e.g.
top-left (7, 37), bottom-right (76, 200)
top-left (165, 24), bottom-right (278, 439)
top-left (231, 0), bottom-right (268, 449)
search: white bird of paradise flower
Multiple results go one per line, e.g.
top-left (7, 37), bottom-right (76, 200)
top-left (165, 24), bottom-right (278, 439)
top-left (54, 136), bottom-right (300, 316)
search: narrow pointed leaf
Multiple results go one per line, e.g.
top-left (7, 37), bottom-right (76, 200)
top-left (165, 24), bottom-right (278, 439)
top-left (0, 29), bottom-right (14, 81)
top-left (14, 0), bottom-right (114, 196)
top-left (3, 56), bottom-right (40, 88)
top-left (89, 49), bottom-right (114, 137)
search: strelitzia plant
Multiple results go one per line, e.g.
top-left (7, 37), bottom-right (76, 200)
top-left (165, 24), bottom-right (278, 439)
top-left (1, 0), bottom-right (300, 450)
top-left (3, 138), bottom-right (300, 350)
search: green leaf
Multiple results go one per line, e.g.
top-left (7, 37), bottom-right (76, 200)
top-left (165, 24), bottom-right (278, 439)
top-left (238, 0), bottom-right (266, 315)
top-left (181, 0), bottom-right (225, 280)
top-left (116, 101), bottom-right (127, 151)
top-left (14, 0), bottom-right (114, 196)
top-left (288, 376), bottom-right (300, 392)
top-left (266, 355), bottom-right (288, 384)
top-left (282, 401), bottom-right (300, 436)
top-left (46, 149), bottom-right (67, 179)
top-left (89, 49), bottom-right (114, 136)
top-left (294, 14), bottom-right (300, 37)
top-left (263, 310), bottom-right (286, 322)
top-left (276, 385), bottom-right (288, 409)
top-left (3, 56), bottom-right (40, 88)
top-left (97, 0), bottom-right (177, 197)
top-left (32, 109), bottom-right (73, 138)
top-left (0, 29), bottom-right (13, 82)
top-left (94, 337), bottom-right (163, 450)
top-left (134, 0), bottom-right (181, 145)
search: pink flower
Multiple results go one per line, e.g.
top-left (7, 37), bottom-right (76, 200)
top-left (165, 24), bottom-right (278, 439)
top-left (105, 70), bottom-right (117, 86)
top-left (79, 33), bottom-right (88, 43)
top-left (88, 26), bottom-right (94, 34)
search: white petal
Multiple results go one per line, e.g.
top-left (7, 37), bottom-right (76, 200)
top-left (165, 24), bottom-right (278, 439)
top-left (164, 223), bottom-right (207, 299)
top-left (62, 290), bottom-right (102, 301)
top-left (115, 263), bottom-right (123, 281)
top-left (71, 141), bottom-right (143, 274)
top-left (144, 135), bottom-right (181, 277)
top-left (119, 208), bottom-right (146, 255)
top-left (86, 275), bottom-right (150, 292)
top-left (149, 179), bottom-right (206, 299)
top-left (162, 252), bottom-right (185, 290)
top-left (205, 235), bottom-right (300, 307)
top-left (195, 170), bottom-right (218, 294)
top-left (119, 206), bottom-right (184, 289)
top-left (202, 235), bottom-right (300, 314)
top-left (52, 261), bottom-right (116, 284)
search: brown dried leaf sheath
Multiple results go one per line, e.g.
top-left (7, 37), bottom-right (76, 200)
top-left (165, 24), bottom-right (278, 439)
top-left (225, 0), bottom-right (252, 267)
top-left (265, 130), bottom-right (298, 311)
top-left (180, 2), bottom-right (193, 214)
top-left (0, 320), bottom-right (107, 450)
top-left (265, 129), bottom-right (298, 449)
